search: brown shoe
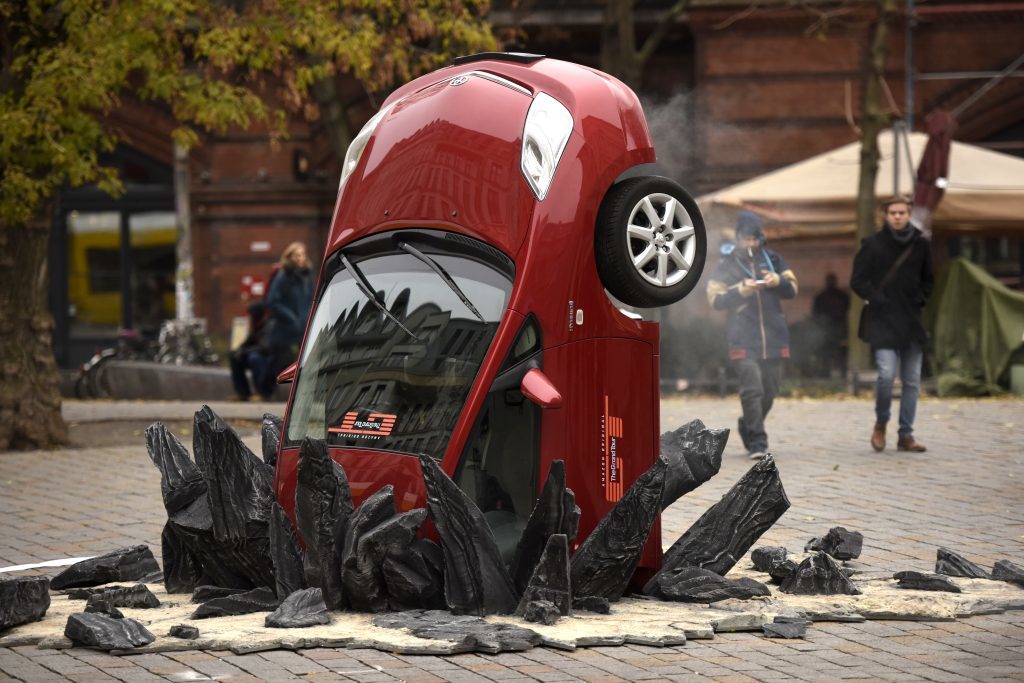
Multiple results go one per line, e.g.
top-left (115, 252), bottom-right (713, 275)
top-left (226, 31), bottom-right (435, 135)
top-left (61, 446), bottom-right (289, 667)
top-left (897, 436), bottom-right (927, 452)
top-left (871, 422), bottom-right (886, 451)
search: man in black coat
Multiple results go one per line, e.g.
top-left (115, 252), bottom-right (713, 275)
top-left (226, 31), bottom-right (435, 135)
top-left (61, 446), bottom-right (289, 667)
top-left (850, 198), bottom-right (934, 453)
top-left (707, 211), bottom-right (798, 460)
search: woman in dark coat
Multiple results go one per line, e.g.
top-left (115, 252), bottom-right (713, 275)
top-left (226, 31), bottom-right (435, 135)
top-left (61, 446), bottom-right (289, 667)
top-left (261, 242), bottom-right (313, 396)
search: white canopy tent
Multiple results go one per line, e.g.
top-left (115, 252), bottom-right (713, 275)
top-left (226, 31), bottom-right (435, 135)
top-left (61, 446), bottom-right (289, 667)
top-left (699, 129), bottom-right (1024, 238)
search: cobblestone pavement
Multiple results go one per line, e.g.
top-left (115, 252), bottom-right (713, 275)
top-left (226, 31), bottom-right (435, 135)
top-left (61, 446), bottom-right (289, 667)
top-left (1, 396), bottom-right (1022, 682)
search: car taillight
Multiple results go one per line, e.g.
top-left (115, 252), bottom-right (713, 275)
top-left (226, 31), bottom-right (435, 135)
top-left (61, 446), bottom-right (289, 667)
top-left (520, 93), bottom-right (573, 201)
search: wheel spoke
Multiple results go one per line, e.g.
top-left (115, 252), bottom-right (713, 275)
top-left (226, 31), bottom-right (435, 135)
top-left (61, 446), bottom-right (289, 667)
top-left (674, 224), bottom-right (695, 240)
top-left (640, 197), bottom-right (661, 227)
top-left (628, 224), bottom-right (656, 242)
top-left (633, 244), bottom-right (657, 268)
top-left (661, 198), bottom-right (677, 227)
top-left (657, 251), bottom-right (669, 285)
top-left (668, 243), bottom-right (691, 271)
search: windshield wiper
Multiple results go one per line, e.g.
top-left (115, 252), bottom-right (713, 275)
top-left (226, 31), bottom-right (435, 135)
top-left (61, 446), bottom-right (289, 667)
top-left (398, 242), bottom-right (486, 323)
top-left (340, 253), bottom-right (420, 340)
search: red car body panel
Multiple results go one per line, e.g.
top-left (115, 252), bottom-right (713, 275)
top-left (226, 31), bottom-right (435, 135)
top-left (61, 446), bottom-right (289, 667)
top-left (275, 56), bottom-right (666, 581)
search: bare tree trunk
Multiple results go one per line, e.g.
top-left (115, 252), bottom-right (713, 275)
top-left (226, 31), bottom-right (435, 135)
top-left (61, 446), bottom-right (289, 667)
top-left (0, 206), bottom-right (69, 450)
top-left (848, 0), bottom-right (897, 378)
top-left (313, 76), bottom-right (354, 163)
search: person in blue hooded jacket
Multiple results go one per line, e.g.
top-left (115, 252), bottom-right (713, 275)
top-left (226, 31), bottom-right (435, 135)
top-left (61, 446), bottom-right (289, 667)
top-left (706, 211), bottom-right (798, 460)
top-left (262, 241), bottom-right (313, 396)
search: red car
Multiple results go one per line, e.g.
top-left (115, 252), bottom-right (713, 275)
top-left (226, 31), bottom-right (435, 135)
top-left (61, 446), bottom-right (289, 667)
top-left (274, 53), bottom-right (706, 581)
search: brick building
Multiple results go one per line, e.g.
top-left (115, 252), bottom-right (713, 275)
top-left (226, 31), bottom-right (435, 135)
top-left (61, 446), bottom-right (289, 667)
top-left (50, 0), bottom-right (1024, 368)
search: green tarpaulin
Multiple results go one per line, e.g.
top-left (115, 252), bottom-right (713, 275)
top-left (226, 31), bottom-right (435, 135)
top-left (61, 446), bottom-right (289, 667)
top-left (927, 258), bottom-right (1024, 395)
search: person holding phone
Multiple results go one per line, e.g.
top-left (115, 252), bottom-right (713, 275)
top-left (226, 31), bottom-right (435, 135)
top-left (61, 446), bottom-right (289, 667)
top-left (707, 211), bottom-right (798, 460)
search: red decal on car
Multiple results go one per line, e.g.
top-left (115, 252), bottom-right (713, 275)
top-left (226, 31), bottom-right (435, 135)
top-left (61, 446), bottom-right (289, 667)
top-left (329, 412), bottom-right (398, 437)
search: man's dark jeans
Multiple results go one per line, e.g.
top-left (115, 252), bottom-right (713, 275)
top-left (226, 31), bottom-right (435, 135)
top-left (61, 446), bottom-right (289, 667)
top-left (734, 357), bottom-right (782, 453)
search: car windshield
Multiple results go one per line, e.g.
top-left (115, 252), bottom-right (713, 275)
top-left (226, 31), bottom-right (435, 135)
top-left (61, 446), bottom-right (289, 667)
top-left (284, 248), bottom-right (513, 459)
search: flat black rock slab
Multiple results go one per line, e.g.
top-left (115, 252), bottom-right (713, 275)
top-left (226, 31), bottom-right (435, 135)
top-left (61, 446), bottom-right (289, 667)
top-left (65, 586), bottom-right (131, 600)
top-left (269, 502), bottom-right (306, 600)
top-left (570, 457), bottom-right (667, 602)
top-left (168, 624), bottom-right (199, 639)
top-left (266, 588), bottom-right (332, 628)
top-left (84, 600), bottom-right (124, 619)
top-left (161, 521), bottom-right (202, 594)
top-left (993, 560), bottom-right (1024, 587)
top-left (769, 559), bottom-right (799, 584)
top-left (509, 460), bottom-right (580, 596)
top-left (86, 584), bottom-right (161, 609)
top-left (780, 552), bottom-right (861, 596)
top-left (262, 413), bottom-right (283, 468)
top-left (649, 456), bottom-right (790, 590)
top-left (191, 586), bottom-right (279, 619)
top-left (751, 546), bottom-right (789, 573)
top-left (515, 534), bottom-right (571, 617)
top-left (659, 419), bottom-right (727, 510)
top-left (805, 527), bottom-right (863, 561)
top-left (419, 454), bottom-right (518, 616)
top-left (0, 577), bottom-right (50, 631)
top-left (192, 586), bottom-right (249, 603)
top-left (647, 566), bottom-right (770, 602)
top-left (295, 438), bottom-right (353, 610)
top-left (64, 613), bottom-right (155, 650)
top-left (372, 610), bottom-right (542, 654)
top-left (935, 547), bottom-right (991, 579)
top-left (50, 546), bottom-right (161, 590)
top-left (572, 596), bottom-right (610, 614)
top-left (763, 617), bottom-right (810, 639)
top-left (893, 571), bottom-right (962, 593)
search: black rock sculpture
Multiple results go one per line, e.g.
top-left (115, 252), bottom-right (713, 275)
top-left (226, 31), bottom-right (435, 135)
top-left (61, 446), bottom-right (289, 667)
top-left (86, 584), bottom-right (160, 609)
top-left (146, 422), bottom-right (207, 514)
top-left (191, 586), bottom-right (279, 619)
top-left (168, 624), bottom-right (199, 639)
top-left (780, 552), bottom-right (861, 596)
top-left (993, 560), bottom-right (1024, 587)
top-left (262, 413), bottom-right (283, 468)
top-left (192, 586), bottom-right (248, 603)
top-left (345, 507), bottom-right (427, 612)
top-left (269, 502), bottom-right (306, 600)
top-left (161, 522), bottom-right (203, 594)
top-left (192, 406), bottom-right (275, 543)
top-left (750, 546), bottom-right (789, 573)
top-left (570, 457), bottom-right (667, 601)
top-left (572, 596), bottom-right (610, 614)
top-left (382, 538), bottom-right (446, 611)
top-left (294, 438), bottom-right (353, 610)
top-left (148, 417), bottom-right (275, 591)
top-left (509, 460), bottom-right (580, 596)
top-left (659, 419), bottom-right (727, 510)
top-left (340, 485), bottom-right (398, 609)
top-left (805, 527), bottom-right (863, 561)
top-left (418, 454), bottom-right (518, 616)
top-left (646, 566), bottom-right (769, 602)
top-left (763, 617), bottom-right (810, 639)
top-left (0, 577), bottom-right (50, 631)
top-left (935, 547), bottom-right (991, 579)
top-left (64, 613), bottom-right (155, 650)
top-left (515, 534), bottom-right (571, 617)
top-left (265, 588), bottom-right (332, 628)
top-left (522, 600), bottom-right (560, 625)
top-left (372, 610), bottom-right (541, 653)
top-left (649, 456), bottom-right (790, 592)
top-left (893, 571), bottom-right (961, 593)
top-left (50, 546), bottom-right (161, 590)
top-left (84, 600), bottom-right (124, 619)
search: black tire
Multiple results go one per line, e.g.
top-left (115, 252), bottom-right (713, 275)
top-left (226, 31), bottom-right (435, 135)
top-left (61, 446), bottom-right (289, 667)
top-left (594, 176), bottom-right (707, 308)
